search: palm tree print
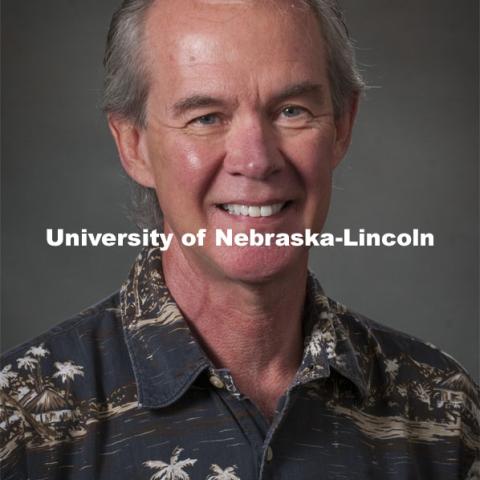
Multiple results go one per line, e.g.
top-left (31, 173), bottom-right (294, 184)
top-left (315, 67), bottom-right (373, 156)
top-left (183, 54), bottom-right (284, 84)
top-left (0, 364), bottom-right (55, 439)
top-left (0, 352), bottom-right (87, 446)
top-left (0, 365), bottom-right (18, 427)
top-left (206, 463), bottom-right (241, 480)
top-left (0, 364), bottom-right (17, 389)
top-left (52, 361), bottom-right (84, 402)
top-left (16, 356), bottom-right (38, 373)
top-left (53, 361), bottom-right (84, 383)
top-left (385, 359), bottom-right (399, 379)
top-left (306, 324), bottom-right (323, 359)
top-left (144, 446), bottom-right (197, 480)
top-left (384, 358), bottom-right (400, 393)
top-left (25, 343), bottom-right (50, 391)
top-left (26, 344), bottom-right (49, 359)
top-left (16, 355), bottom-right (41, 392)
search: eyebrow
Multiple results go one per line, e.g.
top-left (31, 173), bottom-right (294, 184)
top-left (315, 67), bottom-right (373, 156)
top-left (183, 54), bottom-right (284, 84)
top-left (269, 82), bottom-right (324, 107)
top-left (171, 82), bottom-right (324, 117)
top-left (171, 95), bottom-right (228, 118)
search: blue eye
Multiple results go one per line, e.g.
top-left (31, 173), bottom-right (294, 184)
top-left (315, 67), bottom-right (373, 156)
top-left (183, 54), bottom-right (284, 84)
top-left (193, 114), bottom-right (218, 125)
top-left (281, 106), bottom-right (305, 118)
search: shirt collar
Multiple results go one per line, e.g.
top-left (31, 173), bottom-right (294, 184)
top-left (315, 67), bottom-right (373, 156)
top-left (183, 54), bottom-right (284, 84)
top-left (120, 247), bottom-right (211, 408)
top-left (296, 274), bottom-right (369, 399)
top-left (120, 247), bottom-right (369, 409)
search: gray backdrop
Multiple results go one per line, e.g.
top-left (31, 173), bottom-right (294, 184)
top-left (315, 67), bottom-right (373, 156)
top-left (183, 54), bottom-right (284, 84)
top-left (2, 0), bottom-right (479, 380)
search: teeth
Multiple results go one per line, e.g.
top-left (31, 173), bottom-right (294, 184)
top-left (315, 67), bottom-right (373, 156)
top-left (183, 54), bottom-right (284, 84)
top-left (221, 202), bottom-right (285, 217)
top-left (260, 206), bottom-right (273, 217)
top-left (232, 205), bottom-right (242, 215)
top-left (249, 206), bottom-right (261, 217)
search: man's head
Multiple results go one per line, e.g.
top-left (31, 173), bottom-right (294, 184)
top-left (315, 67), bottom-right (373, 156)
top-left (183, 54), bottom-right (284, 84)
top-left (103, 0), bottom-right (364, 229)
top-left (105, 0), bottom-right (362, 283)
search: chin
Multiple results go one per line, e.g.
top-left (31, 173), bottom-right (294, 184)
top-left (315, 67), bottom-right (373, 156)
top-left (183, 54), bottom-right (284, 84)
top-left (210, 244), bottom-right (308, 285)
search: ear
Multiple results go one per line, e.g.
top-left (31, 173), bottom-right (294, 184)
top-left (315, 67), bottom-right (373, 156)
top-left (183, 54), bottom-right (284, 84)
top-left (332, 93), bottom-right (359, 169)
top-left (107, 114), bottom-right (156, 188)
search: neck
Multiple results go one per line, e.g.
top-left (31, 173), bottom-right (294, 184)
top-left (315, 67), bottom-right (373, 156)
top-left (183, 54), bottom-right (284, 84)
top-left (162, 240), bottom-right (308, 420)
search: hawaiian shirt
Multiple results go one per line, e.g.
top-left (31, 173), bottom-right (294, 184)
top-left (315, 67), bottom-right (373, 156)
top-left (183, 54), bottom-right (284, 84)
top-left (1, 247), bottom-right (479, 480)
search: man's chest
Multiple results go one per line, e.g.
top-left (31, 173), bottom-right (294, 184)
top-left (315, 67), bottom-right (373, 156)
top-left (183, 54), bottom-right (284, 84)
top-left (3, 381), bottom-right (471, 480)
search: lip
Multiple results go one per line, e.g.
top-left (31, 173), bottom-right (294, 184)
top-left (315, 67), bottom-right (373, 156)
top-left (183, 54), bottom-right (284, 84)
top-left (215, 199), bottom-right (290, 207)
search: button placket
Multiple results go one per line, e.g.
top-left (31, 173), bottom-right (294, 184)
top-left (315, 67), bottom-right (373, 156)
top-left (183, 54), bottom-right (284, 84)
top-left (258, 387), bottom-right (299, 479)
top-left (208, 380), bottom-right (267, 476)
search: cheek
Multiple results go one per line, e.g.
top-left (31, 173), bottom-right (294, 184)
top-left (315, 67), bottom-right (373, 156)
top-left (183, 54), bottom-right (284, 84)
top-left (147, 134), bottom-right (224, 209)
top-left (283, 129), bottom-right (336, 190)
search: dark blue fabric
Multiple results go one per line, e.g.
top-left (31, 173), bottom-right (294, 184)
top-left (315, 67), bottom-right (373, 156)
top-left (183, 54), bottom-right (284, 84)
top-left (1, 247), bottom-right (478, 479)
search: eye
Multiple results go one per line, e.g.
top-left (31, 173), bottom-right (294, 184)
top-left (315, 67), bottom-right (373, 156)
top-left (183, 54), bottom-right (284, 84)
top-left (190, 113), bottom-right (220, 126)
top-left (280, 105), bottom-right (308, 118)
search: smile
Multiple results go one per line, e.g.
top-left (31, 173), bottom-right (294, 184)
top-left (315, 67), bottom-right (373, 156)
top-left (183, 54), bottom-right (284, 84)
top-left (220, 202), bottom-right (287, 217)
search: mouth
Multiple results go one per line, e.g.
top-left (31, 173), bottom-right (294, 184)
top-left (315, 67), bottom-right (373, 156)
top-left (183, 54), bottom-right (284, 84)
top-left (217, 201), bottom-right (291, 218)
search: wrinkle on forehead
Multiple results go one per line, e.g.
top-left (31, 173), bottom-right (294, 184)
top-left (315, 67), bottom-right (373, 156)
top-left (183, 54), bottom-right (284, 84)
top-left (148, 0), bottom-right (312, 24)
top-left (197, 0), bottom-right (252, 4)
top-left (191, 0), bottom-right (313, 16)
top-left (172, 0), bottom-right (306, 6)
top-left (145, 0), bottom-right (321, 62)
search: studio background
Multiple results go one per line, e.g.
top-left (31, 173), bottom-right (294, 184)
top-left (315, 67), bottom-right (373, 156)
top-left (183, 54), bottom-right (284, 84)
top-left (2, 0), bottom-right (479, 379)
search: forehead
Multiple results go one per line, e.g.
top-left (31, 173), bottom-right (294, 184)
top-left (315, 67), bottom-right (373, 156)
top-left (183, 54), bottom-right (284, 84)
top-left (144, 0), bottom-right (319, 34)
top-left (144, 0), bottom-right (325, 69)
top-left (142, 0), bottom-right (329, 109)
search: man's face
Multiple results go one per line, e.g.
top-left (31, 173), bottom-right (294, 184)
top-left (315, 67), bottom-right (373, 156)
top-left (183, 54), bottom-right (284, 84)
top-left (124, 0), bottom-right (355, 283)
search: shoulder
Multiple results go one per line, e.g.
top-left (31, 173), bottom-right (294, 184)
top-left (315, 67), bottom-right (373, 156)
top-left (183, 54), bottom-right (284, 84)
top-left (328, 297), bottom-right (479, 422)
top-left (1, 292), bottom-right (130, 397)
top-left (0, 292), bottom-right (134, 442)
top-left (2, 291), bottom-right (123, 367)
top-left (323, 297), bottom-right (480, 470)
top-left (330, 296), bottom-right (477, 384)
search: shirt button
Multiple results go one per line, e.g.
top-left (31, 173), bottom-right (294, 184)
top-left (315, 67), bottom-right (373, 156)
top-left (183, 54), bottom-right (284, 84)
top-left (266, 446), bottom-right (273, 462)
top-left (209, 374), bottom-right (225, 389)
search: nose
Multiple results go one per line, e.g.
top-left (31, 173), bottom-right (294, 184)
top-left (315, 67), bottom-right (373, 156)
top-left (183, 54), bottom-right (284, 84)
top-left (224, 117), bottom-right (284, 179)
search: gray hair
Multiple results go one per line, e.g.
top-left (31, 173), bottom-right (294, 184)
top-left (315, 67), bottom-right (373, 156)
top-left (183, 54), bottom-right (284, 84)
top-left (103, 0), bottom-right (365, 229)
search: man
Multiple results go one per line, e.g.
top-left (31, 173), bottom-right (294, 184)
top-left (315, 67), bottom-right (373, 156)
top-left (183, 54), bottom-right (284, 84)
top-left (1, 0), bottom-right (478, 479)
